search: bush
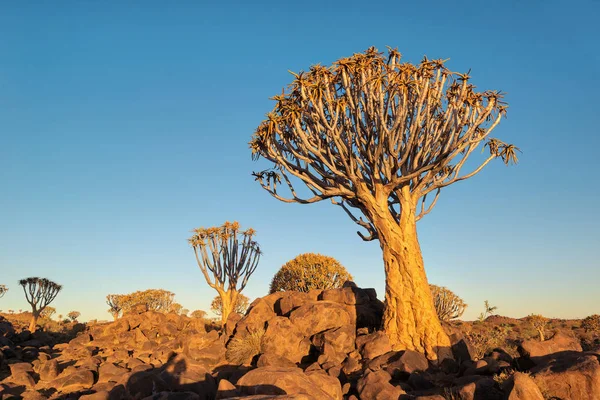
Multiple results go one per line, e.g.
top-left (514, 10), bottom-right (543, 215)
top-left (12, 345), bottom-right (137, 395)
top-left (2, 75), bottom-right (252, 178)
top-left (581, 314), bottom-right (600, 333)
top-left (430, 285), bottom-right (467, 321)
top-left (269, 253), bottom-right (353, 293)
top-left (225, 328), bottom-right (265, 364)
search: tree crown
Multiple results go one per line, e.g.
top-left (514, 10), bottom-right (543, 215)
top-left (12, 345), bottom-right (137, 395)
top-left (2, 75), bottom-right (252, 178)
top-left (19, 277), bottom-right (62, 312)
top-left (430, 284), bottom-right (467, 321)
top-left (269, 253), bottom-right (353, 293)
top-left (189, 221), bottom-right (261, 292)
top-left (0, 285), bottom-right (7, 298)
top-left (250, 47), bottom-right (518, 240)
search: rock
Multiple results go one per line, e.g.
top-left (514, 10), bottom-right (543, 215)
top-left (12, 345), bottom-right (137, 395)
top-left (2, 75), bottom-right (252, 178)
top-left (257, 353), bottom-right (297, 368)
top-left (357, 331), bottom-right (392, 360)
top-left (368, 350), bottom-right (428, 379)
top-left (20, 391), bottom-right (47, 400)
top-left (141, 392), bottom-right (201, 400)
top-left (502, 372), bottom-right (544, 400)
top-left (289, 301), bottom-right (351, 337)
top-left (276, 292), bottom-right (310, 316)
top-left (451, 376), bottom-right (502, 400)
top-left (236, 366), bottom-right (340, 399)
top-left (531, 352), bottom-right (600, 400)
top-left (304, 370), bottom-right (343, 400)
top-left (98, 362), bottom-right (129, 383)
top-left (51, 369), bottom-right (95, 393)
top-left (319, 287), bottom-right (370, 305)
top-left (518, 332), bottom-right (582, 363)
top-left (8, 370), bottom-right (36, 389)
top-left (126, 370), bottom-right (169, 398)
top-left (70, 333), bottom-right (92, 346)
top-left (235, 299), bottom-right (277, 334)
top-left (448, 332), bottom-right (474, 362)
top-left (216, 379), bottom-right (240, 399)
top-left (312, 325), bottom-right (355, 360)
top-left (261, 317), bottom-right (311, 364)
top-left (159, 354), bottom-right (217, 398)
top-left (225, 313), bottom-right (243, 337)
top-left (356, 369), bottom-right (405, 400)
top-left (38, 359), bottom-right (59, 381)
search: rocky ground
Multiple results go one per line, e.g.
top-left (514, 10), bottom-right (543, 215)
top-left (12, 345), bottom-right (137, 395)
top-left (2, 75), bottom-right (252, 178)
top-left (1, 284), bottom-right (599, 400)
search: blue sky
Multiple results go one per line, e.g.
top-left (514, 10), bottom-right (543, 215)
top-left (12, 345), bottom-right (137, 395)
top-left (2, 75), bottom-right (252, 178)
top-left (1, 1), bottom-right (598, 322)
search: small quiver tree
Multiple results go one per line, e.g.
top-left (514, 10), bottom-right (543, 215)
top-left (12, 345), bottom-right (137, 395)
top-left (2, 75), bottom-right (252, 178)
top-left (269, 253), bottom-right (353, 293)
top-left (430, 285), bottom-right (467, 321)
top-left (191, 310), bottom-right (207, 319)
top-left (106, 294), bottom-right (124, 320)
top-left (0, 285), bottom-right (7, 299)
top-left (250, 47), bottom-right (518, 360)
top-left (19, 277), bottom-right (62, 332)
top-left (68, 311), bottom-right (81, 322)
top-left (189, 221), bottom-right (261, 325)
top-left (527, 314), bottom-right (549, 341)
top-left (211, 293), bottom-right (250, 317)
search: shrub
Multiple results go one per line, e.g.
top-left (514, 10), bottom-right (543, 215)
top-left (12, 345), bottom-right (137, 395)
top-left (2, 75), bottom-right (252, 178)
top-left (225, 328), bottom-right (265, 364)
top-left (269, 253), bottom-right (353, 293)
top-left (430, 285), bottom-right (467, 321)
top-left (211, 294), bottom-right (250, 317)
top-left (526, 314), bottom-right (549, 341)
top-left (581, 314), bottom-right (600, 333)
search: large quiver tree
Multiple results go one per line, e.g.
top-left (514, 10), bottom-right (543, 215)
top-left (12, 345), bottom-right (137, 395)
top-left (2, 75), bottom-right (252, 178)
top-left (189, 221), bottom-right (261, 324)
top-left (19, 277), bottom-right (62, 332)
top-left (250, 47), bottom-right (518, 360)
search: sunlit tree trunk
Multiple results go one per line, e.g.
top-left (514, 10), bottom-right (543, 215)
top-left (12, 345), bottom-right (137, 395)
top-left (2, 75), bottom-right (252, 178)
top-left (367, 187), bottom-right (451, 361)
top-left (29, 311), bottom-right (39, 332)
top-left (217, 289), bottom-right (239, 326)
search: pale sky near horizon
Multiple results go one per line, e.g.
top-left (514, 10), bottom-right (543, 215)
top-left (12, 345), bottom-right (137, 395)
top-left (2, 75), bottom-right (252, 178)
top-left (1, 1), bottom-right (599, 322)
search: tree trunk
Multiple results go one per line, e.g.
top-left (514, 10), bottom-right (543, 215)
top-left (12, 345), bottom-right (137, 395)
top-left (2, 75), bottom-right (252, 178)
top-left (112, 312), bottom-right (119, 321)
top-left (368, 187), bottom-right (452, 361)
top-left (29, 312), bottom-right (39, 332)
top-left (220, 290), bottom-right (238, 326)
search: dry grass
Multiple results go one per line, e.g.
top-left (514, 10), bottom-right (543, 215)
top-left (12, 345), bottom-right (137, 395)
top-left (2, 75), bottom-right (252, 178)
top-left (225, 328), bottom-right (265, 365)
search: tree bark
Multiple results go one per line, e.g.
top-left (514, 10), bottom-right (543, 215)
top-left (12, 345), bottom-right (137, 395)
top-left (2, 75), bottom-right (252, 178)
top-left (367, 187), bottom-right (452, 361)
top-left (28, 312), bottom-right (39, 332)
top-left (220, 290), bottom-right (238, 326)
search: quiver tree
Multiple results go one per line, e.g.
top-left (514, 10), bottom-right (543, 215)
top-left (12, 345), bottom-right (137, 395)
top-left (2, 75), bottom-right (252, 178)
top-left (19, 277), bottom-right (62, 332)
top-left (0, 285), bottom-right (7, 299)
top-left (68, 311), bottom-right (81, 322)
top-left (250, 47), bottom-right (518, 360)
top-left (40, 306), bottom-right (56, 319)
top-left (191, 310), bottom-right (207, 319)
top-left (106, 294), bottom-right (124, 320)
top-left (269, 253), bottom-right (353, 293)
top-left (210, 293), bottom-right (250, 317)
top-left (430, 285), bottom-right (467, 321)
top-left (189, 221), bottom-right (261, 324)
top-left (527, 314), bottom-right (549, 341)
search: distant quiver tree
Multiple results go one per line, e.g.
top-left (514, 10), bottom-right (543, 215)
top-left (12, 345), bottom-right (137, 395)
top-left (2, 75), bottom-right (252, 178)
top-left (0, 285), bottom-right (7, 299)
top-left (189, 221), bottom-right (261, 325)
top-left (19, 277), bottom-right (62, 332)
top-left (269, 253), bottom-right (353, 293)
top-left (430, 285), bottom-right (467, 321)
top-left (250, 47), bottom-right (518, 360)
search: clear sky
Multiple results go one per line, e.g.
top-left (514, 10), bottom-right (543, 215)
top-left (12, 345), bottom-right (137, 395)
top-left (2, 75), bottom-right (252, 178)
top-left (1, 1), bottom-right (598, 322)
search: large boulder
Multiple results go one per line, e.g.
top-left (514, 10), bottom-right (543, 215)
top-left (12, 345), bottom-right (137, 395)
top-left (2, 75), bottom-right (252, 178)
top-left (518, 332), bottom-right (582, 363)
top-left (235, 299), bottom-right (277, 334)
top-left (531, 352), bottom-right (600, 400)
top-left (502, 372), bottom-right (544, 400)
top-left (236, 366), bottom-right (341, 399)
top-left (289, 302), bottom-right (351, 337)
top-left (367, 350), bottom-right (429, 379)
top-left (356, 369), bottom-right (405, 400)
top-left (356, 331), bottom-right (392, 360)
top-left (261, 317), bottom-right (311, 364)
